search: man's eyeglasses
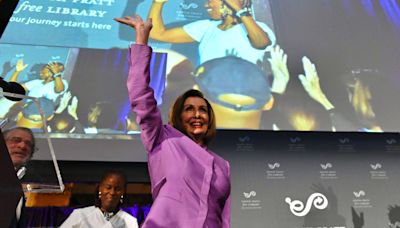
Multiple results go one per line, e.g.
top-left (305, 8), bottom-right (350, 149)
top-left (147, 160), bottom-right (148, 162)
top-left (6, 136), bottom-right (35, 151)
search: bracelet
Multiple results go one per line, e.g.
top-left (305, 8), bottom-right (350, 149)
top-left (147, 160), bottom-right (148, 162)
top-left (235, 7), bottom-right (251, 18)
top-left (53, 72), bottom-right (62, 78)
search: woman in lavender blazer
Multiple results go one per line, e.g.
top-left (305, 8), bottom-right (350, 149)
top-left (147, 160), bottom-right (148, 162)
top-left (115, 15), bottom-right (231, 228)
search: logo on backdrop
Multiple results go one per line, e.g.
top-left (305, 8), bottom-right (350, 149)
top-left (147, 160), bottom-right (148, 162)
top-left (353, 190), bottom-right (366, 198)
top-left (290, 137), bottom-right (301, 143)
top-left (337, 137), bottom-right (355, 152)
top-left (370, 163), bottom-right (382, 170)
top-left (320, 162), bottom-right (338, 179)
top-left (180, 2), bottom-right (199, 10)
top-left (288, 136), bottom-right (305, 152)
top-left (243, 191), bottom-right (256, 199)
top-left (266, 161), bottom-right (285, 179)
top-left (320, 163), bottom-right (333, 170)
top-left (285, 193), bottom-right (328, 217)
top-left (241, 189), bottom-right (262, 210)
top-left (369, 162), bottom-right (388, 179)
top-left (338, 138), bottom-right (350, 144)
top-left (268, 162), bottom-right (280, 169)
top-left (238, 136), bottom-right (250, 143)
top-left (385, 138), bottom-right (400, 153)
top-left (236, 135), bottom-right (254, 152)
top-left (352, 190), bottom-right (372, 208)
top-left (386, 139), bottom-right (397, 144)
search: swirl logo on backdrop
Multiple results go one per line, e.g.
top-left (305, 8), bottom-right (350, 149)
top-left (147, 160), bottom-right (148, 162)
top-left (268, 162), bottom-right (280, 170)
top-left (266, 161), bottom-right (285, 179)
top-left (370, 163), bottom-right (382, 170)
top-left (320, 162), bottom-right (338, 179)
top-left (352, 190), bottom-right (372, 208)
top-left (241, 190), bottom-right (262, 210)
top-left (320, 163), bottom-right (333, 170)
top-left (288, 136), bottom-right (305, 152)
top-left (385, 138), bottom-right (400, 153)
top-left (180, 2), bottom-right (199, 10)
top-left (285, 193), bottom-right (328, 217)
top-left (290, 137), bottom-right (301, 143)
top-left (51, 55), bottom-right (61, 61)
top-left (337, 137), bottom-right (355, 152)
top-left (243, 191), bottom-right (256, 199)
top-left (369, 162), bottom-right (388, 179)
top-left (238, 136), bottom-right (250, 143)
top-left (236, 135), bottom-right (254, 152)
top-left (353, 190), bottom-right (366, 198)
top-left (386, 139), bottom-right (397, 144)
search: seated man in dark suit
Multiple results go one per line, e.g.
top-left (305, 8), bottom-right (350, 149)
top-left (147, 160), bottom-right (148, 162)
top-left (3, 127), bottom-right (36, 228)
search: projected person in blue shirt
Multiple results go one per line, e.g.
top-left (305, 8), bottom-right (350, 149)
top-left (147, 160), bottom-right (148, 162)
top-left (10, 59), bottom-right (68, 103)
top-left (147, 0), bottom-right (276, 65)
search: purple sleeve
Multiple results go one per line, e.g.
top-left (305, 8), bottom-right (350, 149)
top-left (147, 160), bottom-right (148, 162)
top-left (222, 194), bottom-right (231, 228)
top-left (222, 161), bottom-right (231, 228)
top-left (127, 44), bottom-right (163, 152)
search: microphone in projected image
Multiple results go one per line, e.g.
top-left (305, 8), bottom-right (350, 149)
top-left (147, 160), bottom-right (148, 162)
top-left (0, 77), bottom-right (26, 101)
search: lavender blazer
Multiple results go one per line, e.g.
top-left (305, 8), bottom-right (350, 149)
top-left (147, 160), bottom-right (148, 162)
top-left (127, 44), bottom-right (231, 228)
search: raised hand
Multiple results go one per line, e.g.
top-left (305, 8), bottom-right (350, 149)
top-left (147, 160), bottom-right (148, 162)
top-left (223, 0), bottom-right (245, 11)
top-left (269, 45), bottom-right (289, 94)
top-left (55, 91), bottom-right (72, 114)
top-left (351, 79), bottom-right (375, 119)
top-left (15, 59), bottom-right (28, 72)
top-left (298, 56), bottom-right (334, 110)
top-left (114, 15), bottom-right (152, 45)
top-left (47, 62), bottom-right (64, 75)
top-left (68, 96), bottom-right (79, 120)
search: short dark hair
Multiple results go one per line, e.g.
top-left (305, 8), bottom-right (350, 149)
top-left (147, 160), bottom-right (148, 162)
top-left (94, 170), bottom-right (127, 209)
top-left (3, 127), bottom-right (36, 155)
top-left (168, 89), bottom-right (216, 145)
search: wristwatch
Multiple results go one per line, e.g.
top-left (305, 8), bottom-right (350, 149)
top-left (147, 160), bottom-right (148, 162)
top-left (235, 7), bottom-right (251, 18)
top-left (52, 72), bottom-right (62, 78)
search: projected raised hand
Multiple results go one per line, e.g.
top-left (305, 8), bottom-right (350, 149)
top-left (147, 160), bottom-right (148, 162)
top-left (269, 45), bottom-right (289, 94)
top-left (68, 96), bottom-right (79, 120)
top-left (351, 79), bottom-right (376, 119)
top-left (55, 91), bottom-right (72, 114)
top-left (10, 59), bottom-right (29, 82)
top-left (298, 56), bottom-right (334, 110)
top-left (47, 61), bottom-right (64, 77)
top-left (224, 0), bottom-right (247, 11)
top-left (15, 59), bottom-right (29, 73)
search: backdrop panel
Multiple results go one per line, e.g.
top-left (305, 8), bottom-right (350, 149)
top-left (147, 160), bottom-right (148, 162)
top-left (213, 130), bottom-right (400, 228)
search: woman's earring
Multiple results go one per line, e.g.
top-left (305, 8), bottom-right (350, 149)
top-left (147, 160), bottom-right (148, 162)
top-left (120, 195), bottom-right (124, 204)
top-left (98, 192), bottom-right (102, 199)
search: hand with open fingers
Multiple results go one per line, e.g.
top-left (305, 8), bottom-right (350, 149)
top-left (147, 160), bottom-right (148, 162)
top-left (298, 56), bottom-right (334, 110)
top-left (68, 96), bottom-right (79, 120)
top-left (223, 0), bottom-right (244, 11)
top-left (269, 45), bottom-right (289, 94)
top-left (16, 59), bottom-right (28, 72)
top-left (55, 91), bottom-right (72, 114)
top-left (48, 61), bottom-right (64, 74)
top-left (114, 15), bottom-right (152, 45)
top-left (299, 57), bottom-right (324, 102)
